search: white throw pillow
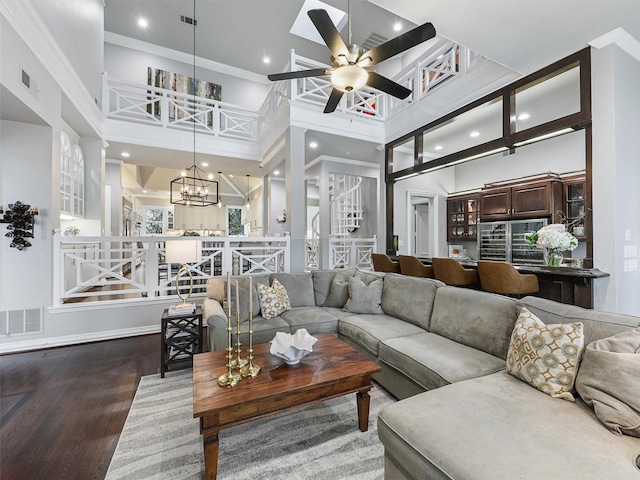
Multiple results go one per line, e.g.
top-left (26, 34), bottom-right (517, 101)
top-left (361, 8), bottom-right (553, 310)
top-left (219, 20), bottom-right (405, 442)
top-left (256, 278), bottom-right (291, 320)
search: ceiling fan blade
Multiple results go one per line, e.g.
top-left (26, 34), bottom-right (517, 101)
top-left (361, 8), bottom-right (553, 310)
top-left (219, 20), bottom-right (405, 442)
top-left (324, 88), bottom-right (344, 113)
top-left (360, 22), bottom-right (436, 66)
top-left (268, 68), bottom-right (330, 81)
top-left (366, 72), bottom-right (412, 99)
top-left (308, 9), bottom-right (349, 60)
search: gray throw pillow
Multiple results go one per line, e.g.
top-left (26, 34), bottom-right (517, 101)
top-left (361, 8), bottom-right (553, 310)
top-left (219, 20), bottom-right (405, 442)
top-left (575, 327), bottom-right (640, 437)
top-left (323, 270), bottom-right (355, 308)
top-left (343, 275), bottom-right (383, 315)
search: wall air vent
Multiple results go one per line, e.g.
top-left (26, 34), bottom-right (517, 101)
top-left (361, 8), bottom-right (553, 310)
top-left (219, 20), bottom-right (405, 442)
top-left (180, 15), bottom-right (197, 26)
top-left (20, 68), bottom-right (38, 98)
top-left (0, 308), bottom-right (43, 336)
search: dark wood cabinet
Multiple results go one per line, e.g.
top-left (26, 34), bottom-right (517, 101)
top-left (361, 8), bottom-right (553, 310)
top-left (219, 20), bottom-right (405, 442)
top-left (480, 179), bottom-right (563, 221)
top-left (447, 194), bottom-right (479, 241)
top-left (563, 176), bottom-right (586, 239)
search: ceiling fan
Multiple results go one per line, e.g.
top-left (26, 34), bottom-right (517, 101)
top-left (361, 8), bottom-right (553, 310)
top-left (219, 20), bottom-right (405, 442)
top-left (268, 7), bottom-right (436, 113)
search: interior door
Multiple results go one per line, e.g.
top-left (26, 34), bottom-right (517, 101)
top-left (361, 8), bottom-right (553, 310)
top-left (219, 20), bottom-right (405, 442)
top-left (414, 203), bottom-right (431, 257)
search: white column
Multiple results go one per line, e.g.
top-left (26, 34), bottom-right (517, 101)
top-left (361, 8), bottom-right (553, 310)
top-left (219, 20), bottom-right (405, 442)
top-left (285, 126), bottom-right (307, 272)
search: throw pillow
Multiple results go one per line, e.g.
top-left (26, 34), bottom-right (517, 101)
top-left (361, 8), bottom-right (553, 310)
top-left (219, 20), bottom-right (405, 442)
top-left (506, 307), bottom-right (584, 402)
top-left (323, 270), bottom-right (355, 308)
top-left (343, 275), bottom-right (383, 315)
top-left (575, 327), bottom-right (640, 437)
top-left (256, 278), bottom-right (291, 320)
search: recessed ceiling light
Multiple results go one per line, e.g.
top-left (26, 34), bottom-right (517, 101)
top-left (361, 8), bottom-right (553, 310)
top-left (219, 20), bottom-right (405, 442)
top-left (518, 113), bottom-right (531, 121)
top-left (208, 174), bottom-right (214, 180)
top-left (229, 174), bottom-right (234, 178)
top-left (434, 145), bottom-right (443, 151)
top-left (138, 18), bottom-right (148, 28)
top-left (121, 152), bottom-right (130, 158)
top-left (142, 190), bottom-right (148, 193)
top-left (273, 170), bottom-right (280, 176)
top-left (263, 56), bottom-right (270, 64)
top-left (309, 141), bottom-right (318, 149)
top-left (201, 162), bottom-right (208, 167)
top-left (470, 131), bottom-right (480, 138)
top-left (393, 21), bottom-right (402, 32)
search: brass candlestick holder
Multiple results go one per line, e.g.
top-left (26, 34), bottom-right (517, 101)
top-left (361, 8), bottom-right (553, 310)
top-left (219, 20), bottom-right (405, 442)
top-left (229, 311), bottom-right (248, 369)
top-left (240, 311), bottom-right (261, 378)
top-left (217, 307), bottom-right (241, 387)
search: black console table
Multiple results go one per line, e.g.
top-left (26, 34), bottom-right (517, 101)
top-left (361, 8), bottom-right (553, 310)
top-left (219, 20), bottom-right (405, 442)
top-left (160, 306), bottom-right (203, 377)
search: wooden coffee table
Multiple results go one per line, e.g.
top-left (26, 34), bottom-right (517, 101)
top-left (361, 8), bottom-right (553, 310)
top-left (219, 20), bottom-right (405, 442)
top-left (192, 333), bottom-right (382, 480)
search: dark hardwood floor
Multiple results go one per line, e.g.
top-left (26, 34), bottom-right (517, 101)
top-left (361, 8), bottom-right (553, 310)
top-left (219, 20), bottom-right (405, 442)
top-left (0, 334), bottom-right (160, 480)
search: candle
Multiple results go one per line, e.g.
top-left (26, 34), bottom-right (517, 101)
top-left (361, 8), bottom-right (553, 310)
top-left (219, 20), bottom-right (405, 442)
top-left (226, 271), bottom-right (231, 311)
top-left (248, 277), bottom-right (252, 313)
top-left (235, 280), bottom-right (240, 317)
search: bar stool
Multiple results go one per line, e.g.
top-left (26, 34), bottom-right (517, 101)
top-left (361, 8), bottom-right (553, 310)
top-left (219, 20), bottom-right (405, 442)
top-left (372, 253), bottom-right (401, 273)
top-left (476, 260), bottom-right (539, 297)
top-left (431, 257), bottom-right (478, 286)
top-left (398, 255), bottom-right (434, 278)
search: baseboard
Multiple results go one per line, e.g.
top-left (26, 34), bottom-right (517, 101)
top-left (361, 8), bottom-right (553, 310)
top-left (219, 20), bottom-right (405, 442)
top-left (0, 325), bottom-right (160, 354)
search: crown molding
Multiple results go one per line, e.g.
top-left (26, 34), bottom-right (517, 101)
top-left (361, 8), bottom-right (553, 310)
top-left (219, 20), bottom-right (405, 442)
top-left (1, 0), bottom-right (103, 137)
top-left (589, 28), bottom-right (640, 63)
top-left (104, 31), bottom-right (271, 85)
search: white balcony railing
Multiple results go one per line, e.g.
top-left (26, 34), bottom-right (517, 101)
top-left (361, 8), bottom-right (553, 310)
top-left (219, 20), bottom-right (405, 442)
top-left (102, 74), bottom-right (259, 141)
top-left (53, 235), bottom-right (290, 306)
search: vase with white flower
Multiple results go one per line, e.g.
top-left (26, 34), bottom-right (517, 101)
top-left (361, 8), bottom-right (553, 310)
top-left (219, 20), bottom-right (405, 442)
top-left (525, 223), bottom-right (578, 267)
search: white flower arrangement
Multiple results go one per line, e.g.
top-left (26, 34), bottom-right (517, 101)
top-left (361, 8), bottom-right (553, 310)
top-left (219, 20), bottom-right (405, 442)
top-left (525, 223), bottom-right (578, 252)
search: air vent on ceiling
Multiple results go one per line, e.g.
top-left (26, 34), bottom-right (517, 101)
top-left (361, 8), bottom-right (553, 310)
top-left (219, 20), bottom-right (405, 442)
top-left (361, 32), bottom-right (388, 52)
top-left (180, 15), bottom-right (197, 26)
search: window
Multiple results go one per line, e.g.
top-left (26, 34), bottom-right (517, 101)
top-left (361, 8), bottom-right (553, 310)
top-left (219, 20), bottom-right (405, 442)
top-left (227, 207), bottom-right (244, 236)
top-left (60, 132), bottom-right (85, 218)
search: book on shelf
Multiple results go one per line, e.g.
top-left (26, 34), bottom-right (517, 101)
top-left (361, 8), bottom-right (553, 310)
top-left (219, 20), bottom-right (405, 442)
top-left (167, 303), bottom-right (196, 316)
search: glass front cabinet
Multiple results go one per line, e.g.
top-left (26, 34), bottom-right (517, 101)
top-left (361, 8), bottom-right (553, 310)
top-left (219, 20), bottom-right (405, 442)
top-left (447, 194), bottom-right (479, 241)
top-left (563, 175), bottom-right (586, 239)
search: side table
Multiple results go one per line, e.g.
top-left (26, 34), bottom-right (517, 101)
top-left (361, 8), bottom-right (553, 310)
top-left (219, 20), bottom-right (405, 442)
top-left (160, 306), bottom-right (203, 378)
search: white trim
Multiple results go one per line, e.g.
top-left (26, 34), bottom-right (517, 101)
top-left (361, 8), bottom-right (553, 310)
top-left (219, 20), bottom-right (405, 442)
top-left (47, 295), bottom-right (189, 314)
top-left (1, 0), bottom-right (103, 137)
top-left (305, 154), bottom-right (380, 171)
top-left (589, 28), bottom-right (640, 63)
top-left (0, 325), bottom-right (159, 354)
top-left (104, 31), bottom-right (271, 85)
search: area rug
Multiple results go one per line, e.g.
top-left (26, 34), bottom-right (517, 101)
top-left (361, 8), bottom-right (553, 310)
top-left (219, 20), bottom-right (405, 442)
top-left (105, 369), bottom-right (395, 480)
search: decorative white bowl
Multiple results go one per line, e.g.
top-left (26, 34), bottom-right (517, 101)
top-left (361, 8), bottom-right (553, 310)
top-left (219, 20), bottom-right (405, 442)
top-left (270, 329), bottom-right (318, 365)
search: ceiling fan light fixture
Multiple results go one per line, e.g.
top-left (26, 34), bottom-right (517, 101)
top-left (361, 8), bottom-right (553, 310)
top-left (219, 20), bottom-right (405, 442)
top-left (331, 65), bottom-right (369, 92)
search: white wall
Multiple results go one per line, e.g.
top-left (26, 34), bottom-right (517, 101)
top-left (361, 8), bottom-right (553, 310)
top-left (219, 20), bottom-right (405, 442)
top-left (0, 120), bottom-right (53, 311)
top-left (592, 42), bottom-right (640, 316)
top-left (30, 0), bottom-right (104, 104)
top-left (104, 43), bottom-right (270, 110)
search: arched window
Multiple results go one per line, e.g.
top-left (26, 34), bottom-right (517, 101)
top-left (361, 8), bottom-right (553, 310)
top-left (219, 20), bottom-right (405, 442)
top-left (60, 132), bottom-right (85, 218)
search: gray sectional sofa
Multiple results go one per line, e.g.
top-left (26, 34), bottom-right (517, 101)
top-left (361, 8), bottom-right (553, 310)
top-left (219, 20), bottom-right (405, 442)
top-left (203, 269), bottom-right (640, 480)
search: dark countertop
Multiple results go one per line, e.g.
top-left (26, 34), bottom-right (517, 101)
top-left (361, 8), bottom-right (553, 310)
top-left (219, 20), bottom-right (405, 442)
top-left (403, 256), bottom-right (610, 279)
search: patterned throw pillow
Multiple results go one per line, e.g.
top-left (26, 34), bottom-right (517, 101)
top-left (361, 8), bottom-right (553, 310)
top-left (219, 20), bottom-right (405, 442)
top-left (507, 307), bottom-right (584, 402)
top-left (256, 278), bottom-right (291, 320)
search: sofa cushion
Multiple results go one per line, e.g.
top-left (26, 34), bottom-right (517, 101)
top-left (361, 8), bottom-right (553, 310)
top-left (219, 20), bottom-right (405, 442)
top-left (507, 307), bottom-right (584, 402)
top-left (312, 269), bottom-right (355, 306)
top-left (379, 332), bottom-right (506, 391)
top-left (280, 307), bottom-right (339, 335)
top-left (576, 327), bottom-right (640, 437)
top-left (520, 295), bottom-right (640, 345)
top-left (223, 283), bottom-right (259, 322)
top-left (323, 269), bottom-right (356, 308)
top-left (338, 314), bottom-right (426, 356)
top-left (343, 275), bottom-right (383, 314)
top-left (256, 278), bottom-right (291, 320)
top-left (381, 274), bottom-right (441, 330)
top-left (270, 272), bottom-right (315, 307)
top-left (430, 287), bottom-right (519, 359)
top-left (206, 311), bottom-right (289, 351)
top-left (377, 371), bottom-right (640, 480)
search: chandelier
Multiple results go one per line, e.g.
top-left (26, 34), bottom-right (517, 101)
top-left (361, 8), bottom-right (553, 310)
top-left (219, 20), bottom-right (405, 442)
top-left (169, 0), bottom-right (218, 207)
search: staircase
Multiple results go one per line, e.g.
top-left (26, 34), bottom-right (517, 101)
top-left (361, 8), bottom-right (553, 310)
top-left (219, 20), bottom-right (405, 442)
top-left (311, 174), bottom-right (363, 239)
